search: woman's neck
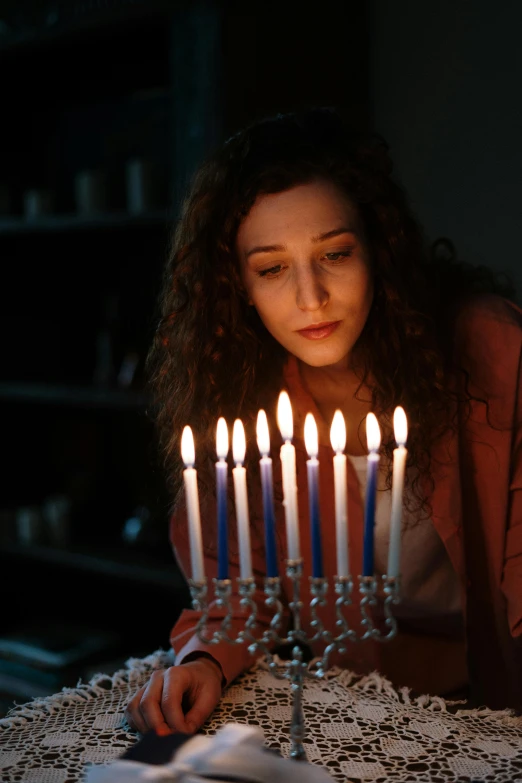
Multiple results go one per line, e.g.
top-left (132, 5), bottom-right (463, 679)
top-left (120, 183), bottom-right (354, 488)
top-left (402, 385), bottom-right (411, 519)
top-left (298, 360), bottom-right (373, 456)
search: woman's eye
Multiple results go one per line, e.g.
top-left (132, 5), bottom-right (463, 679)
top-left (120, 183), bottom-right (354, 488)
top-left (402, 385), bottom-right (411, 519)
top-left (256, 251), bottom-right (352, 278)
top-left (323, 250), bottom-right (353, 263)
top-left (257, 264), bottom-right (284, 278)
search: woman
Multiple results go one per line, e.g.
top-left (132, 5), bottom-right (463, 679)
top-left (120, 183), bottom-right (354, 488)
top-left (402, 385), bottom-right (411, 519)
top-left (125, 107), bottom-right (522, 736)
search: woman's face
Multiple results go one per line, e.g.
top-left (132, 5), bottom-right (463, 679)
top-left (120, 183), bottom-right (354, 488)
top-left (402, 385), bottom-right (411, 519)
top-left (237, 179), bottom-right (374, 371)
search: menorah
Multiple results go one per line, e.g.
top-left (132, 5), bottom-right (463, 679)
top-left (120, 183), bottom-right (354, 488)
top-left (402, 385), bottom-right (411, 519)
top-left (189, 567), bottom-right (401, 761)
top-left (182, 392), bottom-right (407, 760)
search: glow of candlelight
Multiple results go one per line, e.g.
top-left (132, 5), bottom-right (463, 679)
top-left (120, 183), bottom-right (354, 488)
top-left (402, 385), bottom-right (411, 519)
top-left (181, 425), bottom-right (195, 467)
top-left (216, 417), bottom-right (229, 459)
top-left (330, 409), bottom-right (346, 453)
top-left (304, 412), bottom-right (318, 458)
top-left (277, 390), bottom-right (293, 441)
top-left (394, 406), bottom-right (408, 446)
top-left (233, 418), bottom-right (246, 465)
top-left (366, 412), bottom-right (381, 453)
top-left (256, 409), bottom-right (270, 457)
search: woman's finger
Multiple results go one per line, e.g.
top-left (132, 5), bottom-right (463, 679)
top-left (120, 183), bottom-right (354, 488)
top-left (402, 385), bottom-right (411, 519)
top-left (160, 667), bottom-right (194, 733)
top-left (124, 686), bottom-right (148, 734)
top-left (183, 676), bottom-right (222, 732)
top-left (137, 670), bottom-right (173, 735)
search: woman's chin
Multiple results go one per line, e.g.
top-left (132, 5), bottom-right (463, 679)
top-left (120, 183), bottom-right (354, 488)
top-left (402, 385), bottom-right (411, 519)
top-left (292, 349), bottom-right (351, 370)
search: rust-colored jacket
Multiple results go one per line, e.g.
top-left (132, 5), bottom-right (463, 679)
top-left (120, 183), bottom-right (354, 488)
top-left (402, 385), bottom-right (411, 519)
top-left (169, 294), bottom-right (522, 710)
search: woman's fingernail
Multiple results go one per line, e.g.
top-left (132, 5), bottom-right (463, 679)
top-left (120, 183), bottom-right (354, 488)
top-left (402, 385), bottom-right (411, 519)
top-left (156, 725), bottom-right (171, 736)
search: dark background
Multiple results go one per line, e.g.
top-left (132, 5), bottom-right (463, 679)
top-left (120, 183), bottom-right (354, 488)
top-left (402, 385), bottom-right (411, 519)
top-left (0, 0), bottom-right (519, 714)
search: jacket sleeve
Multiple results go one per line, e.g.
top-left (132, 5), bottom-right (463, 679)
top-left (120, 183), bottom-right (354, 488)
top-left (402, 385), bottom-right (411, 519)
top-left (501, 330), bottom-right (522, 638)
top-left (169, 493), bottom-right (288, 686)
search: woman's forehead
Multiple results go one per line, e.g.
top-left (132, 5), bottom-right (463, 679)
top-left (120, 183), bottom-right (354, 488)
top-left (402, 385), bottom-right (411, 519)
top-left (237, 181), bottom-right (360, 247)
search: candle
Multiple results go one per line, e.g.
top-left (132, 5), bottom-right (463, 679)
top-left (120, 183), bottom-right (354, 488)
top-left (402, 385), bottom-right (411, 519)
top-left (331, 410), bottom-right (349, 578)
top-left (257, 410), bottom-right (278, 577)
top-left (304, 412), bottom-right (323, 578)
top-left (181, 425), bottom-right (205, 582)
top-left (362, 412), bottom-right (381, 576)
top-left (232, 418), bottom-right (253, 580)
top-left (216, 417), bottom-right (229, 580)
top-left (277, 391), bottom-right (300, 561)
top-left (387, 406), bottom-right (408, 578)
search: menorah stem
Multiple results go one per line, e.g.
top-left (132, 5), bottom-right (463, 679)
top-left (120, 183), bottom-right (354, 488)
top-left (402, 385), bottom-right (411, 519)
top-left (287, 558), bottom-right (304, 635)
top-left (288, 645), bottom-right (307, 761)
top-left (287, 558), bottom-right (309, 648)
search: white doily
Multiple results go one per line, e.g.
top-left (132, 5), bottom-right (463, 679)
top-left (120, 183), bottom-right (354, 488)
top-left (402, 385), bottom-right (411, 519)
top-left (0, 650), bottom-right (521, 782)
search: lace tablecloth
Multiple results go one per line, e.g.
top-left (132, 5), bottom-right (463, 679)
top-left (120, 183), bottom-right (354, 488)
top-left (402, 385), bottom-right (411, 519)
top-left (1, 649), bottom-right (521, 782)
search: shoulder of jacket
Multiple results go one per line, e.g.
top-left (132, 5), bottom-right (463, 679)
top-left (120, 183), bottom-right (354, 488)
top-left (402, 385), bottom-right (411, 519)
top-left (453, 293), bottom-right (522, 352)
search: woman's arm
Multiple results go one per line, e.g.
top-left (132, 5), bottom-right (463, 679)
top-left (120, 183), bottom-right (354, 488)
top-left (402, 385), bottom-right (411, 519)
top-left (501, 343), bottom-right (522, 638)
top-left (125, 496), bottom-right (287, 735)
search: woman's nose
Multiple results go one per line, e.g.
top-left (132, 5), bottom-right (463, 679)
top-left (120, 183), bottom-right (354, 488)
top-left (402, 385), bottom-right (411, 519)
top-left (295, 269), bottom-right (329, 311)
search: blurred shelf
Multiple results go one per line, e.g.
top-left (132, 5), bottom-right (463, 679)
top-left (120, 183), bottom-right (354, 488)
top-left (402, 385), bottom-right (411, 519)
top-left (0, 210), bottom-right (172, 235)
top-left (0, 382), bottom-right (149, 409)
top-left (1, 541), bottom-right (185, 589)
top-left (0, 1), bottom-right (175, 58)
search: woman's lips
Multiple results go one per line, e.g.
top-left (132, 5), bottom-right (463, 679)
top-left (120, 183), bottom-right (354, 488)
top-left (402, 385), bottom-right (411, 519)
top-left (297, 321), bottom-right (341, 340)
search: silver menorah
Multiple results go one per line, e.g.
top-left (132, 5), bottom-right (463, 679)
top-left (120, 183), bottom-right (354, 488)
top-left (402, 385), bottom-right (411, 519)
top-left (189, 563), bottom-right (400, 761)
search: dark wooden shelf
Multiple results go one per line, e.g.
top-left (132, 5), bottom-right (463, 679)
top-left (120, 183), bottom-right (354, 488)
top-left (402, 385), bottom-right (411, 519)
top-left (0, 210), bottom-right (172, 235)
top-left (1, 542), bottom-right (185, 590)
top-left (0, 382), bottom-right (149, 409)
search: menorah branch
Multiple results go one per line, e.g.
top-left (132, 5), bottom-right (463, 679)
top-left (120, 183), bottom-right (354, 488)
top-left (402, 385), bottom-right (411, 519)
top-left (381, 575), bottom-right (401, 641)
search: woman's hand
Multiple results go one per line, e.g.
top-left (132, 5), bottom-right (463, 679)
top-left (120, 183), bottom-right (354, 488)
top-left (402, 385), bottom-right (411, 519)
top-left (124, 657), bottom-right (223, 736)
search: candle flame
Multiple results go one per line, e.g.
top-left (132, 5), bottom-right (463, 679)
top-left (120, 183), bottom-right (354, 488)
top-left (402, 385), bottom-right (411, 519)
top-left (232, 418), bottom-right (246, 464)
top-left (277, 390), bottom-right (293, 441)
top-left (330, 409), bottom-right (346, 453)
top-left (366, 412), bottom-right (381, 453)
top-left (304, 412), bottom-right (318, 458)
top-left (393, 406), bottom-right (408, 446)
top-left (256, 409), bottom-right (270, 456)
top-left (181, 425), bottom-right (195, 467)
top-left (216, 417), bottom-right (229, 460)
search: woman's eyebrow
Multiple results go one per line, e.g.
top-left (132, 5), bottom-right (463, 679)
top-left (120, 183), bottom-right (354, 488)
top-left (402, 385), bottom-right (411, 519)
top-left (245, 243), bottom-right (285, 260)
top-left (311, 226), bottom-right (356, 242)
top-left (245, 227), bottom-right (356, 261)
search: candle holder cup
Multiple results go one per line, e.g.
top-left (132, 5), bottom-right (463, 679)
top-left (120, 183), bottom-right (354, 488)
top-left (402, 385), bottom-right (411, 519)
top-left (189, 563), bottom-right (401, 761)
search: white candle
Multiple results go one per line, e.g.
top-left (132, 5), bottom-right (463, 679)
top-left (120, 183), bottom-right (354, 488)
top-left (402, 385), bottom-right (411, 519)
top-left (330, 410), bottom-right (349, 577)
top-left (387, 406), bottom-right (408, 578)
top-left (277, 391), bottom-right (300, 561)
top-left (181, 425), bottom-right (205, 582)
top-left (232, 418), bottom-right (253, 580)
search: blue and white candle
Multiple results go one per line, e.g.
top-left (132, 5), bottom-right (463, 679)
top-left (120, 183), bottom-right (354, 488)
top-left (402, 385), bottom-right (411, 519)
top-left (362, 412), bottom-right (381, 577)
top-left (304, 413), bottom-right (323, 578)
top-left (257, 410), bottom-right (278, 578)
top-left (181, 425), bottom-right (205, 582)
top-left (216, 417), bottom-right (229, 580)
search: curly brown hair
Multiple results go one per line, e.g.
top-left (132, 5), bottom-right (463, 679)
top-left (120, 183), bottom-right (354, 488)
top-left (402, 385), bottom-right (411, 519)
top-left (146, 107), bottom-right (516, 529)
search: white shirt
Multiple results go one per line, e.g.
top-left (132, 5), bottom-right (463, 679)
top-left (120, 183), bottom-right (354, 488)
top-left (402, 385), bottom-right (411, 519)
top-left (348, 454), bottom-right (463, 633)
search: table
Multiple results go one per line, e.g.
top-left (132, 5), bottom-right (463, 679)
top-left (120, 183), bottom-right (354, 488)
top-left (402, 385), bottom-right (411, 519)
top-left (1, 649), bottom-right (521, 782)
